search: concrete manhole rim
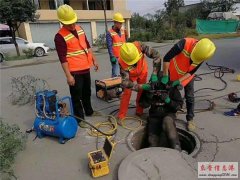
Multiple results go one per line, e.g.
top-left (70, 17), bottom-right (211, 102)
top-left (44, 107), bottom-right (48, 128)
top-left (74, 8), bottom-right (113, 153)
top-left (126, 125), bottom-right (201, 157)
top-left (118, 147), bottom-right (197, 180)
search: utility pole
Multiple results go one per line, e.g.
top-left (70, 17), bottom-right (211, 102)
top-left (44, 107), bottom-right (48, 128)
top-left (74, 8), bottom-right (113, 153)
top-left (101, 0), bottom-right (108, 34)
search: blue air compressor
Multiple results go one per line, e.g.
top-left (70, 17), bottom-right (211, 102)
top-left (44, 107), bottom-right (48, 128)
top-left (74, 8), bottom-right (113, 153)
top-left (33, 90), bottom-right (78, 144)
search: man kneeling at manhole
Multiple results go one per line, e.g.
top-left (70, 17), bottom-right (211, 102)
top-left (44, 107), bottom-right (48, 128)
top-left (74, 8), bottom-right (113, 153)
top-left (139, 73), bottom-right (183, 151)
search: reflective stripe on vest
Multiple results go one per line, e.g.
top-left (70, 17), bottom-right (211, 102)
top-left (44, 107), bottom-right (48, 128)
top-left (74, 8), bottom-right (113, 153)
top-left (58, 25), bottom-right (93, 72)
top-left (169, 38), bottom-right (198, 82)
top-left (119, 41), bottom-right (147, 78)
top-left (109, 28), bottom-right (126, 58)
top-left (66, 49), bottom-right (87, 57)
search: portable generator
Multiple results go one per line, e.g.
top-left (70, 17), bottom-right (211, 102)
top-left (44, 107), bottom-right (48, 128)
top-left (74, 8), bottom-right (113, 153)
top-left (95, 77), bottom-right (122, 102)
top-left (33, 90), bottom-right (78, 144)
top-left (88, 137), bottom-right (116, 178)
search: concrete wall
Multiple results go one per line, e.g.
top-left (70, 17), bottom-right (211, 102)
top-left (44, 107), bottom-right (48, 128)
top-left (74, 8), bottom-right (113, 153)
top-left (19, 0), bottom-right (131, 46)
top-left (36, 10), bottom-right (131, 21)
top-left (18, 23), bottom-right (33, 42)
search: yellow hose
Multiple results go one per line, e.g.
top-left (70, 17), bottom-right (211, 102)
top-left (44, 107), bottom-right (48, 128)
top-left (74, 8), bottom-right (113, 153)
top-left (120, 116), bottom-right (143, 131)
top-left (87, 115), bottom-right (143, 137)
top-left (87, 115), bottom-right (118, 137)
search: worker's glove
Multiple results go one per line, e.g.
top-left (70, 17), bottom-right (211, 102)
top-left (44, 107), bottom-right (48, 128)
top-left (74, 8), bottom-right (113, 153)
top-left (161, 93), bottom-right (171, 104)
top-left (150, 74), bottom-right (158, 83)
top-left (161, 75), bottom-right (169, 85)
top-left (171, 80), bottom-right (180, 87)
top-left (110, 57), bottom-right (117, 64)
top-left (141, 84), bottom-right (151, 91)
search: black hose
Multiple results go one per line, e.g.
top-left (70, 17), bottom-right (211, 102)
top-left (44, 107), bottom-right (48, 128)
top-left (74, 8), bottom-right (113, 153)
top-left (109, 105), bottom-right (136, 116)
top-left (194, 63), bottom-right (234, 93)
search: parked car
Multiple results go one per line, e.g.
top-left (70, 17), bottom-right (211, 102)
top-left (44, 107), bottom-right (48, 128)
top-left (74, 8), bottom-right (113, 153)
top-left (0, 37), bottom-right (49, 57)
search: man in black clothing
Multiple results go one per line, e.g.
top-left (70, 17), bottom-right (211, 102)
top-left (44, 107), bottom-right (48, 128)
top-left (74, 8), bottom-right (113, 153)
top-left (54, 5), bottom-right (99, 127)
top-left (140, 79), bottom-right (183, 151)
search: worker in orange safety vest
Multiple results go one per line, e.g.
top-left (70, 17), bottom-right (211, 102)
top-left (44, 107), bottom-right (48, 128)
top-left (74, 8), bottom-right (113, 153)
top-left (160, 38), bottom-right (216, 132)
top-left (117, 41), bottom-right (162, 125)
top-left (54, 5), bottom-right (99, 127)
top-left (106, 12), bottom-right (127, 77)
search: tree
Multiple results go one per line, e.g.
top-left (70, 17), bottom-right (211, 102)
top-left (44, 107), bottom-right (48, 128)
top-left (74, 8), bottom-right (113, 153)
top-left (201, 0), bottom-right (236, 14)
top-left (130, 13), bottom-right (147, 31)
top-left (164, 0), bottom-right (184, 15)
top-left (0, 0), bottom-right (36, 56)
top-left (102, 0), bottom-right (108, 34)
top-left (164, 0), bottom-right (184, 30)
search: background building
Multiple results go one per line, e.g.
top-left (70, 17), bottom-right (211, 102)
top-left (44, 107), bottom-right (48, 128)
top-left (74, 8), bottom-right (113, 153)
top-left (18, 0), bottom-right (131, 48)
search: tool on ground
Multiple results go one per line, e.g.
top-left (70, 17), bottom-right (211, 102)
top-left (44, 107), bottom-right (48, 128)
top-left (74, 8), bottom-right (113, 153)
top-left (88, 137), bottom-right (116, 178)
top-left (95, 77), bottom-right (122, 102)
top-left (237, 74), bottom-right (240, 81)
top-left (228, 92), bottom-right (240, 103)
top-left (33, 90), bottom-right (78, 144)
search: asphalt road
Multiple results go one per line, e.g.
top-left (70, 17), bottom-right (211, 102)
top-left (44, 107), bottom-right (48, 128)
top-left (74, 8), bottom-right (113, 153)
top-left (152, 37), bottom-right (240, 72)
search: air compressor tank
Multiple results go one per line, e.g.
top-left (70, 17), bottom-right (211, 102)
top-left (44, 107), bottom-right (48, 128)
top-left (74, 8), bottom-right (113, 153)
top-left (34, 116), bottom-right (78, 144)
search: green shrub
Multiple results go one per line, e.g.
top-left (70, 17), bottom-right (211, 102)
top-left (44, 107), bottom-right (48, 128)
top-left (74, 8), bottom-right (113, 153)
top-left (185, 28), bottom-right (198, 37)
top-left (128, 31), bottom-right (153, 42)
top-left (22, 48), bottom-right (34, 58)
top-left (93, 34), bottom-right (107, 49)
top-left (0, 120), bottom-right (27, 179)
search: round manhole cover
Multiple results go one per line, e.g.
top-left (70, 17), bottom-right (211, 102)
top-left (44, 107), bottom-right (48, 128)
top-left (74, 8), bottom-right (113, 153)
top-left (118, 147), bottom-right (197, 180)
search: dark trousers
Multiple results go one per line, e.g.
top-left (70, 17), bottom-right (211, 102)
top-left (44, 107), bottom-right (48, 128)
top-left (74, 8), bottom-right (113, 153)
top-left (69, 72), bottom-right (93, 122)
top-left (148, 114), bottom-right (180, 149)
top-left (184, 79), bottom-right (194, 121)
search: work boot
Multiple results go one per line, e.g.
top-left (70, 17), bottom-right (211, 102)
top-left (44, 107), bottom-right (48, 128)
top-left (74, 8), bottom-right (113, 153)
top-left (116, 117), bottom-right (124, 126)
top-left (86, 111), bottom-right (102, 117)
top-left (135, 113), bottom-right (148, 120)
top-left (78, 120), bottom-right (88, 128)
top-left (187, 120), bottom-right (196, 132)
top-left (135, 113), bottom-right (148, 126)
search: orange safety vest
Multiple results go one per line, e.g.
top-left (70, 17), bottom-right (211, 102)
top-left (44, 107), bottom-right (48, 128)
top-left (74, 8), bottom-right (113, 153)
top-left (119, 41), bottom-right (148, 79)
top-left (169, 38), bottom-right (199, 86)
top-left (109, 28), bottom-right (126, 58)
top-left (58, 25), bottom-right (93, 72)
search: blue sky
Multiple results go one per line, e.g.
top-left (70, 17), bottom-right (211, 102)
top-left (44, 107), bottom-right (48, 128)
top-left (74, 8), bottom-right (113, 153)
top-left (127, 0), bottom-right (201, 15)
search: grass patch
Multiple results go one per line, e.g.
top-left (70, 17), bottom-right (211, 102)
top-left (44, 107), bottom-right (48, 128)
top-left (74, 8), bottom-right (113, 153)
top-left (5, 55), bottom-right (33, 61)
top-left (0, 119), bottom-right (27, 179)
top-left (187, 32), bottom-right (240, 40)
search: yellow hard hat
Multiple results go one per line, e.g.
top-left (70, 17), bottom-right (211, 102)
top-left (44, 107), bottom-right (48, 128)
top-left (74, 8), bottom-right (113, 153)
top-left (57, 4), bottom-right (77, 25)
top-left (113, 12), bottom-right (125, 23)
top-left (191, 38), bottom-right (216, 64)
top-left (120, 43), bottom-right (141, 65)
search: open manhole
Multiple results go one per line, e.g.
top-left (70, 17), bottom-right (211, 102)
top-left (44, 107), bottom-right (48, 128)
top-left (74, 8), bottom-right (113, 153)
top-left (127, 126), bottom-right (201, 157)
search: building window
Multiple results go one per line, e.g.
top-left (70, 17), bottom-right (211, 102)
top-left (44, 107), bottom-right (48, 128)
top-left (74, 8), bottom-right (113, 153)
top-left (88, 1), bottom-right (96, 10)
top-left (64, 0), bottom-right (70, 5)
top-left (33, 0), bottom-right (40, 9)
top-left (88, 0), bottom-right (112, 10)
top-left (49, 0), bottom-right (56, 9)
